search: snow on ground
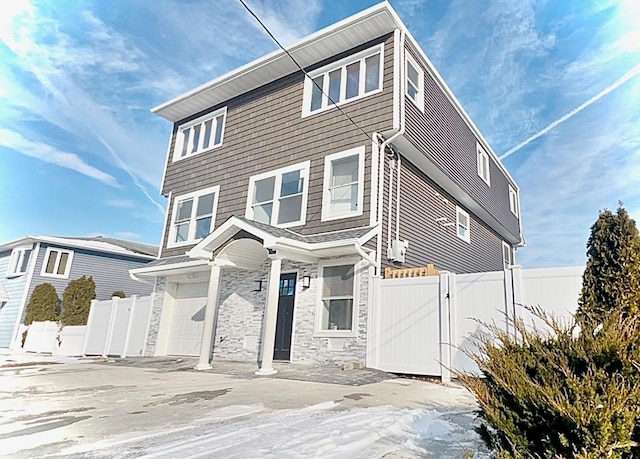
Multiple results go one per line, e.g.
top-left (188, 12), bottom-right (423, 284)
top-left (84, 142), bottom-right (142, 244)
top-left (0, 351), bottom-right (98, 369)
top-left (59, 402), bottom-right (488, 458)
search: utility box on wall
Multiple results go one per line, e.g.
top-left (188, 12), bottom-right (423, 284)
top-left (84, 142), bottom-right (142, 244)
top-left (387, 240), bottom-right (408, 263)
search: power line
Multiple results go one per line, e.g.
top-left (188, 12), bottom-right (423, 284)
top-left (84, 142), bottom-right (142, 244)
top-left (237, 0), bottom-right (373, 144)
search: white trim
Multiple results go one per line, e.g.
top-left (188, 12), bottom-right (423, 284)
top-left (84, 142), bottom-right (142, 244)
top-left (508, 184), bottom-right (519, 217)
top-left (321, 146), bottom-right (366, 222)
top-left (456, 207), bottom-right (471, 244)
top-left (158, 190), bottom-right (172, 256)
top-left (0, 236), bottom-right (155, 260)
top-left (405, 52), bottom-right (424, 111)
top-left (314, 257), bottom-right (360, 338)
top-left (301, 44), bottom-right (384, 118)
top-left (392, 28), bottom-right (401, 130)
top-left (245, 160), bottom-right (311, 229)
top-left (40, 247), bottom-right (74, 279)
top-left (10, 242), bottom-right (40, 349)
top-left (369, 136), bottom-right (379, 227)
top-left (502, 241), bottom-right (513, 269)
top-left (167, 185), bottom-right (221, 249)
top-left (172, 107), bottom-right (227, 163)
top-left (6, 245), bottom-right (34, 277)
top-left (476, 142), bottom-right (490, 186)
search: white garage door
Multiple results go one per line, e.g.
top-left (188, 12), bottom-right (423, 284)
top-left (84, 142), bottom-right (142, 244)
top-left (167, 282), bottom-right (208, 356)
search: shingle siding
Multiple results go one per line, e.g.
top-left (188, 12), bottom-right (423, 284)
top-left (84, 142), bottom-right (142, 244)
top-left (26, 244), bottom-right (154, 308)
top-left (403, 44), bottom-right (520, 239)
top-left (160, 34), bottom-right (395, 258)
top-left (0, 249), bottom-right (32, 348)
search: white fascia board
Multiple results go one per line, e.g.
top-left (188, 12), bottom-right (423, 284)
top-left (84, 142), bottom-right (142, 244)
top-left (0, 237), bottom-right (36, 253)
top-left (130, 259), bottom-right (209, 277)
top-left (151, 2), bottom-right (399, 122)
top-left (32, 236), bottom-right (157, 260)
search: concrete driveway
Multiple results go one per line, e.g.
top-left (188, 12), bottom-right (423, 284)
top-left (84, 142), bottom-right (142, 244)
top-left (0, 356), bottom-right (484, 458)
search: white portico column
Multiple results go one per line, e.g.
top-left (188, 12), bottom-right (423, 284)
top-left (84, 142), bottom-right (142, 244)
top-left (256, 256), bottom-right (282, 375)
top-left (195, 262), bottom-right (222, 371)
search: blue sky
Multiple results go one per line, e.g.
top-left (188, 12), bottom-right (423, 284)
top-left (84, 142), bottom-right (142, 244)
top-left (1, 0), bottom-right (638, 267)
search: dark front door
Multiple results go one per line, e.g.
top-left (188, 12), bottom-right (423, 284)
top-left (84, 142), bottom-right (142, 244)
top-left (274, 273), bottom-right (296, 361)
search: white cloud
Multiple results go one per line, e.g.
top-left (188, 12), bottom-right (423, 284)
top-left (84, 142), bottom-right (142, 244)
top-left (0, 128), bottom-right (120, 188)
top-left (105, 199), bottom-right (136, 209)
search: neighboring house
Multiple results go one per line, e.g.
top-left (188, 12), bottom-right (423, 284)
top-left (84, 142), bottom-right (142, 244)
top-left (131, 2), bottom-right (523, 373)
top-left (0, 236), bottom-right (157, 350)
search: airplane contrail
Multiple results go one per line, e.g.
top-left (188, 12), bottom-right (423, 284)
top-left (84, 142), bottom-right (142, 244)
top-left (500, 63), bottom-right (640, 160)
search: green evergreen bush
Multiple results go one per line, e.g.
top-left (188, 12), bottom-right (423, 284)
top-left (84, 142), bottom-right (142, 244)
top-left (24, 283), bottom-right (59, 324)
top-left (111, 291), bottom-right (126, 298)
top-left (59, 276), bottom-right (96, 326)
top-left (576, 205), bottom-right (640, 328)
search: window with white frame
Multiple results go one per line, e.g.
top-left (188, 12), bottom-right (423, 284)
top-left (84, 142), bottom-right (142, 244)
top-left (456, 207), bottom-right (471, 243)
top-left (477, 143), bottom-right (490, 186)
top-left (303, 45), bottom-right (383, 116)
top-left (246, 161), bottom-right (310, 228)
top-left (168, 185), bottom-right (220, 247)
top-left (317, 262), bottom-right (357, 333)
top-left (173, 108), bottom-right (226, 162)
top-left (322, 146), bottom-right (365, 221)
top-left (406, 53), bottom-right (424, 110)
top-left (41, 248), bottom-right (73, 278)
top-left (509, 185), bottom-right (519, 216)
top-left (503, 242), bottom-right (514, 269)
top-left (7, 246), bottom-right (33, 276)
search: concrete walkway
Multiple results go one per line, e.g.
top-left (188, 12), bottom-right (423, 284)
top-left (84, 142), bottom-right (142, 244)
top-left (0, 357), bottom-right (481, 458)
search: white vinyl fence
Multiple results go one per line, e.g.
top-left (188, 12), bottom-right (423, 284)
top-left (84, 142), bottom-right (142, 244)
top-left (367, 266), bottom-right (584, 381)
top-left (83, 295), bottom-right (153, 357)
top-left (23, 321), bottom-right (60, 353)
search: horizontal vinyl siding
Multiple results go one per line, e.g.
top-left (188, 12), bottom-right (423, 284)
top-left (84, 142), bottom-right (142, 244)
top-left (0, 250), bottom-right (32, 347)
top-left (160, 34), bottom-right (395, 258)
top-left (403, 44), bottom-right (520, 239)
top-left (26, 244), bottom-right (154, 310)
top-left (383, 155), bottom-right (504, 274)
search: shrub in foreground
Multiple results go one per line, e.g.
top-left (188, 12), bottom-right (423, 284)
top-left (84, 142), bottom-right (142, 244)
top-left (59, 276), bottom-right (96, 326)
top-left (25, 283), bottom-right (59, 324)
top-left (458, 306), bottom-right (640, 459)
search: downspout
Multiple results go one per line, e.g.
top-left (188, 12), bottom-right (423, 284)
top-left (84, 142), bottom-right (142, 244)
top-left (395, 156), bottom-right (401, 241)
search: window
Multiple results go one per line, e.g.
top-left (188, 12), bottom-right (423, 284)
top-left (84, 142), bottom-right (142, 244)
top-left (509, 185), bottom-right (519, 216)
top-left (7, 246), bottom-right (33, 276)
top-left (503, 242), bottom-right (515, 269)
top-left (316, 261), bottom-right (358, 335)
top-left (245, 161), bottom-right (310, 228)
top-left (322, 146), bottom-right (365, 221)
top-left (456, 207), bottom-right (470, 243)
top-left (173, 107), bottom-right (226, 162)
top-left (406, 54), bottom-right (424, 110)
top-left (168, 185), bottom-right (220, 247)
top-left (41, 248), bottom-right (73, 278)
top-left (303, 45), bottom-right (383, 116)
top-left (477, 143), bottom-right (490, 186)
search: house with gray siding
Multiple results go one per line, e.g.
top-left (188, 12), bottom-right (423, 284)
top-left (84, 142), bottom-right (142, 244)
top-left (0, 236), bottom-right (157, 350)
top-left (132, 2), bottom-right (523, 374)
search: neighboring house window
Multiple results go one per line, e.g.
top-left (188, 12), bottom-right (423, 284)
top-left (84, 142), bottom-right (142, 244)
top-left (7, 246), bottom-right (32, 276)
top-left (303, 44), bottom-right (383, 116)
top-left (509, 185), bottom-right (519, 216)
top-left (173, 107), bottom-right (227, 162)
top-left (321, 146), bottom-right (365, 221)
top-left (168, 185), bottom-right (220, 247)
top-left (477, 143), bottom-right (490, 186)
top-left (503, 242), bottom-right (514, 269)
top-left (316, 260), bottom-right (358, 335)
top-left (406, 53), bottom-right (424, 111)
top-left (456, 207), bottom-right (471, 243)
top-left (245, 161), bottom-right (310, 228)
top-left (41, 248), bottom-right (73, 278)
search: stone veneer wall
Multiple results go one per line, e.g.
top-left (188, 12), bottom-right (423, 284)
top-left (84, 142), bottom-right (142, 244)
top-left (144, 276), bottom-right (166, 356)
top-left (144, 257), bottom-right (370, 364)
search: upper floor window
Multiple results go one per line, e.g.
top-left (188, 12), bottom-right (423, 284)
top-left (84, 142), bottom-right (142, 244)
top-left (168, 186), bottom-right (220, 248)
top-left (503, 242), bottom-right (515, 269)
top-left (41, 248), bottom-right (73, 278)
top-left (7, 246), bottom-right (33, 277)
top-left (406, 53), bottom-right (424, 111)
top-left (173, 107), bottom-right (226, 162)
top-left (245, 161), bottom-right (310, 228)
top-left (456, 207), bottom-right (471, 243)
top-left (303, 45), bottom-right (383, 117)
top-left (509, 185), bottom-right (519, 216)
top-left (477, 143), bottom-right (490, 186)
top-left (322, 146), bottom-right (365, 222)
